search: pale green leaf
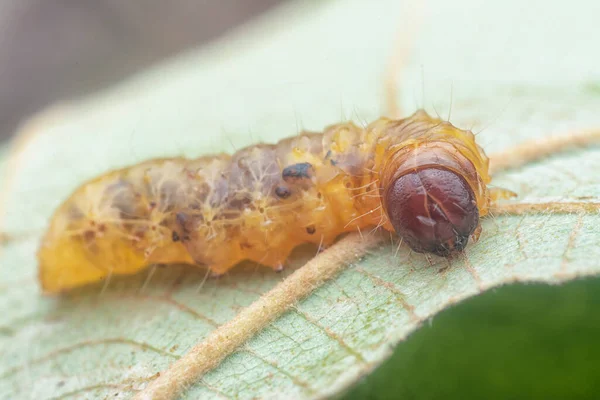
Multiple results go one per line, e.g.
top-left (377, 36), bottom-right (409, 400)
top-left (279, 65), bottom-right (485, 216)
top-left (1, 0), bottom-right (600, 399)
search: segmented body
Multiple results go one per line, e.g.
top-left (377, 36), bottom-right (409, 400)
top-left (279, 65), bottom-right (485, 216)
top-left (38, 110), bottom-right (491, 292)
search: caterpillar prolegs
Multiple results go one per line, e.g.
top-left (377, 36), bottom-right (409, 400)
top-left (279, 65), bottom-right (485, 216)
top-left (39, 110), bottom-right (508, 293)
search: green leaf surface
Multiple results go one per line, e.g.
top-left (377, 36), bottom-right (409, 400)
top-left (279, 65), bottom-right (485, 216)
top-left (346, 277), bottom-right (600, 400)
top-left (1, 0), bottom-right (600, 399)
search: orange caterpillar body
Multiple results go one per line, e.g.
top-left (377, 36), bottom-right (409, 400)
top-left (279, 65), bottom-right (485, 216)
top-left (39, 111), bottom-right (493, 293)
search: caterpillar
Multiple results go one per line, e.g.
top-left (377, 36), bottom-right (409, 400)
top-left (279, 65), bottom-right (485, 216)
top-left (38, 110), bottom-right (509, 293)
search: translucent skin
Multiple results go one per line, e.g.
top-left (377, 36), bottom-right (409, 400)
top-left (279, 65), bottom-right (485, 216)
top-left (38, 110), bottom-right (492, 293)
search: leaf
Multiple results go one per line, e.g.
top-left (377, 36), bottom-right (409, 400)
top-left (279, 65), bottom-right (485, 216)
top-left (1, 0), bottom-right (600, 399)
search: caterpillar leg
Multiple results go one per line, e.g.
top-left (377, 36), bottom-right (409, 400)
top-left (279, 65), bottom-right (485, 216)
top-left (489, 187), bottom-right (517, 202)
top-left (205, 257), bottom-right (286, 277)
top-left (470, 224), bottom-right (483, 244)
top-left (274, 262), bottom-right (285, 273)
top-left (203, 261), bottom-right (239, 278)
top-left (253, 250), bottom-right (293, 273)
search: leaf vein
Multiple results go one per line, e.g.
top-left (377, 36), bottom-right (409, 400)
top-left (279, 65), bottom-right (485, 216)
top-left (0, 338), bottom-right (178, 379)
top-left (291, 308), bottom-right (367, 364)
top-left (353, 267), bottom-right (419, 321)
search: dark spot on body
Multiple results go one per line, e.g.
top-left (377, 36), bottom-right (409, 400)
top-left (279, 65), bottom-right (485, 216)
top-left (274, 185), bottom-right (291, 199)
top-left (175, 212), bottom-right (193, 242)
top-left (282, 162), bottom-right (313, 183)
top-left (172, 231), bottom-right (180, 242)
top-left (306, 225), bottom-right (316, 235)
top-left (324, 151), bottom-right (338, 165)
top-left (82, 230), bottom-right (95, 242)
top-left (226, 196), bottom-right (252, 211)
top-left (185, 169), bottom-right (196, 179)
top-left (176, 212), bottom-right (188, 226)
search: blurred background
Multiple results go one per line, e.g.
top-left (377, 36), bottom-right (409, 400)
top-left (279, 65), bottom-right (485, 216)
top-left (0, 0), bottom-right (285, 142)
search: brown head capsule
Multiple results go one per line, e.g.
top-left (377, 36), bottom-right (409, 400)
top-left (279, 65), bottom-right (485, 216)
top-left (377, 111), bottom-right (492, 257)
top-left (383, 167), bottom-right (479, 256)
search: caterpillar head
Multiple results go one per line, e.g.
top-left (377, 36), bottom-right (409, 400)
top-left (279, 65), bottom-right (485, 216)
top-left (378, 111), bottom-right (491, 257)
top-left (383, 167), bottom-right (479, 257)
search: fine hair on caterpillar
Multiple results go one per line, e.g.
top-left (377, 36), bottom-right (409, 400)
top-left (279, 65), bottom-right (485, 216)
top-left (37, 107), bottom-right (512, 293)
